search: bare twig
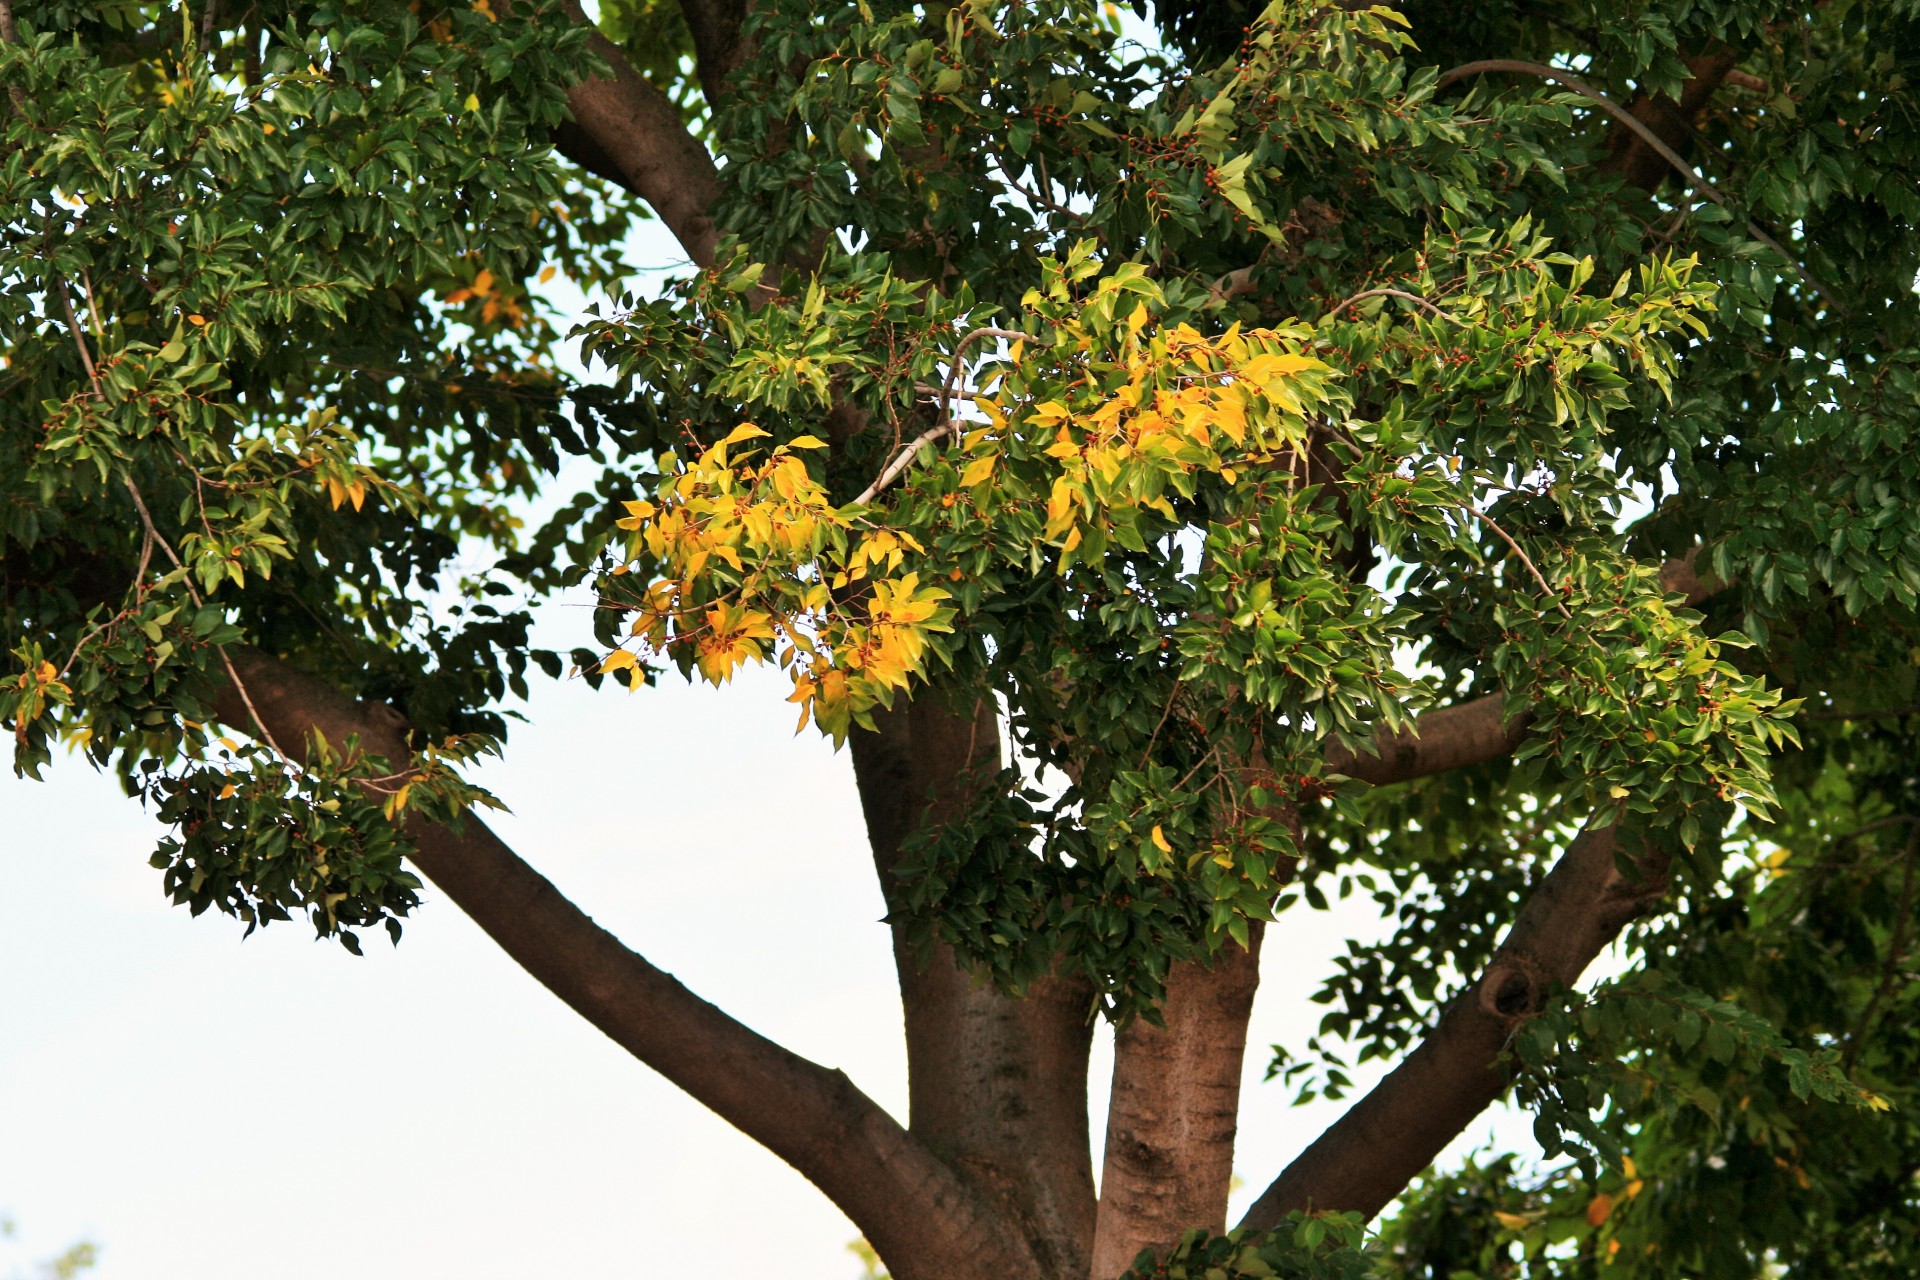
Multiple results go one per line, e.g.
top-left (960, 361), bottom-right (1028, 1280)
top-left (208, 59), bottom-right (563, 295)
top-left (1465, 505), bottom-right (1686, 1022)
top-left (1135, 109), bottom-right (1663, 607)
top-left (1467, 505), bottom-right (1573, 619)
top-left (1802, 704), bottom-right (1920, 722)
top-left (1846, 825), bottom-right (1920, 1071)
top-left (81, 271), bottom-right (105, 338)
top-left (853, 327), bottom-right (1044, 505)
top-left (937, 326), bottom-right (1032, 430)
top-left (851, 420), bottom-right (957, 507)
top-left (54, 279), bottom-right (100, 388)
top-left (120, 475), bottom-right (290, 760)
top-left (1324, 288), bottom-right (1466, 326)
top-left (990, 154), bottom-right (1083, 222)
top-left (1436, 59), bottom-right (1840, 312)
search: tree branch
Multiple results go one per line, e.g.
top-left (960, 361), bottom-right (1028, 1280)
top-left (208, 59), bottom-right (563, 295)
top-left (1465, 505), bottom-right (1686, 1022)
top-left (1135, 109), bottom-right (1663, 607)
top-left (1323, 554), bottom-right (1717, 786)
top-left (549, 1), bottom-right (723, 267)
top-left (674, 0), bottom-right (751, 106)
top-left (209, 648), bottom-right (1042, 1280)
top-left (1239, 815), bottom-right (1669, 1228)
top-left (1437, 58), bottom-right (1839, 311)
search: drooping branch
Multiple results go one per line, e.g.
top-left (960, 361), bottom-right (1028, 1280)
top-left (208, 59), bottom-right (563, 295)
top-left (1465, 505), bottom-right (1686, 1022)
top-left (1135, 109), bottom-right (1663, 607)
top-left (209, 649), bottom-right (1043, 1280)
top-left (549, 1), bottom-right (723, 267)
top-left (1323, 553), bottom-right (1718, 786)
top-left (1239, 815), bottom-right (1669, 1228)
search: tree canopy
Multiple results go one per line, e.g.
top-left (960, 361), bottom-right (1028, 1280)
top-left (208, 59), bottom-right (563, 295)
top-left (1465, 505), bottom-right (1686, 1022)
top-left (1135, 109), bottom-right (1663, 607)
top-left (5, 0), bottom-right (1920, 1276)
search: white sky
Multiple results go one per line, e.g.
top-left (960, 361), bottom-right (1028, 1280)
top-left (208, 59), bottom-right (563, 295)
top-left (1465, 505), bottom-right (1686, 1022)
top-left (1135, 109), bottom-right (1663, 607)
top-left (0, 200), bottom-right (1536, 1280)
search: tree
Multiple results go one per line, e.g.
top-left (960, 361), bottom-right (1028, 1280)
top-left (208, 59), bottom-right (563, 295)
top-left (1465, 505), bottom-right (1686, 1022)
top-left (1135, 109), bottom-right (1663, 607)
top-left (4, 0), bottom-right (1919, 1275)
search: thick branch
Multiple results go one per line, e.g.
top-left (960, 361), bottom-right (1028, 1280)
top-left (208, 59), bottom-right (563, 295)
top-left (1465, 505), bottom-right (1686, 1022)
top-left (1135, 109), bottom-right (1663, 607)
top-left (675, 0), bottom-right (751, 106)
top-left (1324, 554), bottom-right (1717, 786)
top-left (551, 1), bottom-right (722, 267)
top-left (1239, 817), bottom-right (1669, 1228)
top-left (211, 649), bottom-right (1038, 1280)
top-left (1090, 932), bottom-right (1264, 1279)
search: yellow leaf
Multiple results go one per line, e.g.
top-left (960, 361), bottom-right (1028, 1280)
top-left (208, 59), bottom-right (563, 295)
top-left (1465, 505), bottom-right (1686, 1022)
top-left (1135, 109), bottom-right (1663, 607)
top-left (35, 660), bottom-right (56, 683)
top-left (598, 649), bottom-right (638, 674)
top-left (538, 265), bottom-right (557, 283)
top-left (785, 434), bottom-right (829, 450)
top-left (960, 455), bottom-right (997, 488)
top-left (1622, 1156), bottom-right (1637, 1179)
top-left (722, 422), bottom-right (771, 446)
top-left (464, 93), bottom-right (481, 112)
top-left (218, 783), bottom-right (237, 800)
top-left (1493, 1212), bottom-right (1531, 1232)
top-left (1585, 1194), bottom-right (1615, 1226)
top-left (1151, 824), bottom-right (1172, 854)
top-left (1127, 300), bottom-right (1150, 336)
top-left (262, 123), bottom-right (275, 135)
top-left (187, 314), bottom-right (207, 326)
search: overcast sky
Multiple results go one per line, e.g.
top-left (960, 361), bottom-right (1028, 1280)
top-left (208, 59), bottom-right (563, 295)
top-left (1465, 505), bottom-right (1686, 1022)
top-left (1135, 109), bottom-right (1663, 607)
top-left (0, 176), bottom-right (1536, 1280)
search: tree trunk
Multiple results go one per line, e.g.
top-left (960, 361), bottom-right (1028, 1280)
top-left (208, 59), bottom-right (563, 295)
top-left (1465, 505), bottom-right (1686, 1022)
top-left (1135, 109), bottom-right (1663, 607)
top-left (852, 697), bottom-right (1100, 1280)
top-left (1090, 930), bottom-right (1265, 1278)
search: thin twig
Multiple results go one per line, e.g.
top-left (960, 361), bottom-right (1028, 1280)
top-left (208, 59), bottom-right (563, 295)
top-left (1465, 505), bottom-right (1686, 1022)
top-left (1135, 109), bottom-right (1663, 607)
top-left (1468, 505), bottom-right (1573, 619)
top-left (58, 527), bottom-right (155, 680)
top-left (120, 475), bottom-right (290, 761)
top-left (938, 326), bottom-right (1033, 431)
top-left (81, 271), bottom-right (105, 338)
top-left (1324, 288), bottom-right (1466, 326)
top-left (1802, 704), bottom-right (1920, 722)
top-left (854, 326), bottom-right (1043, 504)
top-left (990, 154), bottom-right (1083, 222)
top-left (1138, 682), bottom-right (1183, 769)
top-left (1436, 59), bottom-right (1841, 312)
top-left (54, 279), bottom-right (100, 388)
top-left (851, 420), bottom-right (956, 507)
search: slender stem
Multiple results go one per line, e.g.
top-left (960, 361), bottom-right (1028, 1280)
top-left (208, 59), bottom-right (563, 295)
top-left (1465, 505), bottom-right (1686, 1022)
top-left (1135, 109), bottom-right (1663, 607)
top-left (853, 326), bottom-right (1039, 506)
top-left (1467, 505), bottom-right (1573, 619)
top-left (1437, 59), bottom-right (1840, 311)
top-left (989, 154), bottom-right (1083, 223)
top-left (120, 475), bottom-right (291, 761)
top-left (54, 279), bottom-right (100, 388)
top-left (851, 420), bottom-right (956, 507)
top-left (1324, 287), bottom-right (1465, 326)
top-left (1846, 826), bottom-right (1920, 1071)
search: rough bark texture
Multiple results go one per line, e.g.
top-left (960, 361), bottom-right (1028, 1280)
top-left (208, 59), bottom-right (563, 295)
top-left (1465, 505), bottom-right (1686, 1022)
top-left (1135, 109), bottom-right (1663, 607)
top-left (851, 699), bottom-right (1099, 1280)
top-left (211, 648), bottom-right (1042, 1280)
top-left (1090, 930), bottom-right (1265, 1279)
top-left (1238, 821), bottom-right (1670, 1228)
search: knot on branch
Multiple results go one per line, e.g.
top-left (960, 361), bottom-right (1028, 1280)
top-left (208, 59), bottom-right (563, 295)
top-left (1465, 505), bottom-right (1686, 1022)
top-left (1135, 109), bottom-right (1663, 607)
top-left (1478, 956), bottom-right (1549, 1021)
